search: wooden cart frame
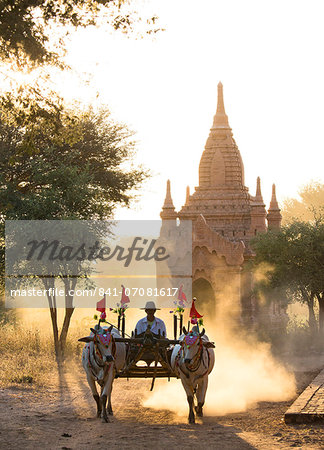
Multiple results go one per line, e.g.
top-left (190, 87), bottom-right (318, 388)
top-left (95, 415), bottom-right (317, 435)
top-left (114, 328), bottom-right (180, 390)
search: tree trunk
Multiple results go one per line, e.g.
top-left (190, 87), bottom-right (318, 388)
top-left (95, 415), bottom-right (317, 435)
top-left (43, 279), bottom-right (61, 364)
top-left (317, 294), bottom-right (324, 337)
top-left (300, 287), bottom-right (317, 334)
top-left (49, 306), bottom-right (60, 358)
top-left (58, 277), bottom-right (77, 359)
top-left (59, 307), bottom-right (74, 358)
top-left (43, 278), bottom-right (76, 364)
top-left (307, 296), bottom-right (318, 334)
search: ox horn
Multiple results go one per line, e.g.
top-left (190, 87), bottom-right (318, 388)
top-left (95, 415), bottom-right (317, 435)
top-left (199, 328), bottom-right (205, 337)
top-left (107, 325), bottom-right (113, 333)
top-left (90, 327), bottom-right (97, 334)
top-left (78, 336), bottom-right (94, 343)
top-left (182, 326), bottom-right (188, 335)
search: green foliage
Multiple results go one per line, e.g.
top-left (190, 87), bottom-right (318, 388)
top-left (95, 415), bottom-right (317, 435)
top-left (0, 89), bottom-right (148, 283)
top-left (0, 0), bottom-right (162, 67)
top-left (252, 218), bottom-right (324, 298)
top-left (0, 91), bottom-right (148, 221)
top-left (251, 215), bottom-right (324, 334)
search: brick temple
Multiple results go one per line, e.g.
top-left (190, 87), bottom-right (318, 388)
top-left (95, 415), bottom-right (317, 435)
top-left (160, 82), bottom-right (282, 325)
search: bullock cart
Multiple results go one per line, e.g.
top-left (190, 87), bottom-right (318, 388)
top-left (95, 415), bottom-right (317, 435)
top-left (113, 327), bottom-right (180, 390)
top-left (79, 313), bottom-right (215, 422)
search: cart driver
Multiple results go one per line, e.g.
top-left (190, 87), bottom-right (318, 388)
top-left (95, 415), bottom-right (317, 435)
top-left (135, 301), bottom-right (167, 337)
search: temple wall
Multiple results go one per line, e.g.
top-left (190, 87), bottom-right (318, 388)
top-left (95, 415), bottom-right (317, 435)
top-left (159, 82), bottom-right (281, 330)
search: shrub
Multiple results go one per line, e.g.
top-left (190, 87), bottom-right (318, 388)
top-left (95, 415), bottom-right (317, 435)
top-left (0, 323), bottom-right (85, 387)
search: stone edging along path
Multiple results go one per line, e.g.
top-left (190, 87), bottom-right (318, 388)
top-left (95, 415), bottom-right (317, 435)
top-left (285, 368), bottom-right (324, 423)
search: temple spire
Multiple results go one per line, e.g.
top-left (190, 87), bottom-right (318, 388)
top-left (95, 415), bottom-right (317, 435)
top-left (160, 179), bottom-right (177, 220)
top-left (255, 176), bottom-right (263, 202)
top-left (212, 82), bottom-right (230, 129)
top-left (269, 184), bottom-right (279, 210)
top-left (185, 185), bottom-right (190, 205)
top-left (250, 176), bottom-right (267, 233)
top-left (217, 81), bottom-right (226, 114)
top-left (267, 184), bottom-right (282, 229)
top-left (163, 179), bottom-right (174, 208)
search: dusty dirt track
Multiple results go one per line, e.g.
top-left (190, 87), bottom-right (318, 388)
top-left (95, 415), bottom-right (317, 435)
top-left (0, 366), bottom-right (323, 450)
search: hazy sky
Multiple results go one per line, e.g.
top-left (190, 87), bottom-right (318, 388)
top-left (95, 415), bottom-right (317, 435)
top-left (58, 0), bottom-right (324, 220)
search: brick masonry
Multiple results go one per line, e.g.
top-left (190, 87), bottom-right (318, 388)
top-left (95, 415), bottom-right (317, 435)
top-left (285, 368), bottom-right (324, 423)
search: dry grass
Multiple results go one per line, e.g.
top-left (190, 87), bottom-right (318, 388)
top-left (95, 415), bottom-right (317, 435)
top-left (0, 324), bottom-right (85, 387)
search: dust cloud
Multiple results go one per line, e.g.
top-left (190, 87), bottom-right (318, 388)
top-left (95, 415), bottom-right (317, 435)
top-left (144, 282), bottom-right (296, 416)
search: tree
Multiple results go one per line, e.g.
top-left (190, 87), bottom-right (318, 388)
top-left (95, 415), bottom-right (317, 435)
top-left (0, 92), bottom-right (146, 217)
top-left (281, 181), bottom-right (324, 225)
top-left (0, 91), bottom-right (148, 361)
top-left (0, 0), bottom-right (161, 67)
top-left (251, 215), bottom-right (324, 336)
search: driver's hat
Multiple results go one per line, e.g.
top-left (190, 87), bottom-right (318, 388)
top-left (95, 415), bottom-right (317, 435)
top-left (141, 301), bottom-right (160, 310)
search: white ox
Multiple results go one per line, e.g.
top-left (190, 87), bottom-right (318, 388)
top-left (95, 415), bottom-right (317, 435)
top-left (78, 325), bottom-right (126, 423)
top-left (171, 327), bottom-right (215, 423)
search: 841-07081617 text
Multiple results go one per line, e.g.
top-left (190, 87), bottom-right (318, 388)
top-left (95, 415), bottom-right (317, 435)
top-left (97, 287), bottom-right (179, 297)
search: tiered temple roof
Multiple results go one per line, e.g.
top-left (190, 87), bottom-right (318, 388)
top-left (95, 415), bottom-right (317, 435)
top-left (161, 82), bottom-right (281, 256)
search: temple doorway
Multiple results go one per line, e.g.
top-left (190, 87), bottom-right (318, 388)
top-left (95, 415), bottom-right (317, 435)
top-left (192, 278), bottom-right (216, 317)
